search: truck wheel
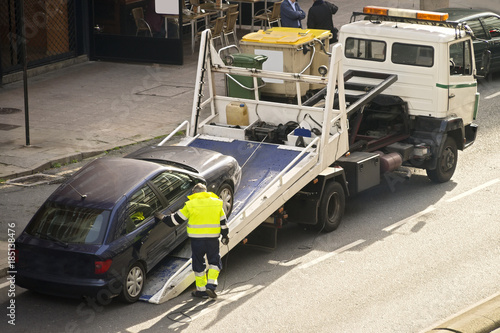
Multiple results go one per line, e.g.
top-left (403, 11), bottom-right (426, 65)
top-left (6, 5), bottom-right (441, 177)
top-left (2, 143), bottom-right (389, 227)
top-left (217, 183), bottom-right (234, 217)
top-left (426, 136), bottom-right (457, 183)
top-left (119, 262), bottom-right (145, 303)
top-left (317, 181), bottom-right (345, 232)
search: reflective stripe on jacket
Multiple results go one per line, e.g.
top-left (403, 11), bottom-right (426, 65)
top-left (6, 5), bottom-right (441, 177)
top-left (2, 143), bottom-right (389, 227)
top-left (180, 191), bottom-right (226, 238)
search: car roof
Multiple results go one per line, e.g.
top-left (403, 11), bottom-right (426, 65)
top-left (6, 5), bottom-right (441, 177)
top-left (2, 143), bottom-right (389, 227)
top-left (50, 157), bottom-right (165, 209)
top-left (125, 145), bottom-right (226, 174)
top-left (436, 7), bottom-right (499, 21)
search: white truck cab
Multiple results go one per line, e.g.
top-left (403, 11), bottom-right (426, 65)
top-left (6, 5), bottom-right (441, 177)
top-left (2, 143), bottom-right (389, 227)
top-left (335, 6), bottom-right (479, 183)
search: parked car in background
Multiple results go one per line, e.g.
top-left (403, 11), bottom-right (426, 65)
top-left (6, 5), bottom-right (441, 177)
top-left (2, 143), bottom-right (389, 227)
top-left (15, 146), bottom-right (241, 303)
top-left (437, 8), bottom-right (500, 77)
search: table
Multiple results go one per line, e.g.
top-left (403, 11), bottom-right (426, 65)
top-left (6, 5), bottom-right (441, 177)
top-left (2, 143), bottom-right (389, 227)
top-left (199, 2), bottom-right (238, 17)
top-left (163, 12), bottom-right (211, 54)
top-left (231, 0), bottom-right (265, 31)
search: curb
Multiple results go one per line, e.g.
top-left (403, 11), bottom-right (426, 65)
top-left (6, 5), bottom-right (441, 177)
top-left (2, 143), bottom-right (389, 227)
top-left (422, 292), bottom-right (500, 333)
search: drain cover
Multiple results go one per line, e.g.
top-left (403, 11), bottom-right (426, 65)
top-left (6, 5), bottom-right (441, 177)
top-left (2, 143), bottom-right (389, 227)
top-left (6, 174), bottom-right (64, 186)
top-left (0, 107), bottom-right (22, 114)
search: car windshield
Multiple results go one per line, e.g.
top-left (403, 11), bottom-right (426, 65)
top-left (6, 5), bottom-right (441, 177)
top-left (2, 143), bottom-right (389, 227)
top-left (26, 202), bottom-right (110, 245)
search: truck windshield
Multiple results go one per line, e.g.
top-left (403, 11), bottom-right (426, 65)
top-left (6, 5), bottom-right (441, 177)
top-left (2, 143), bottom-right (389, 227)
top-left (26, 202), bottom-right (110, 245)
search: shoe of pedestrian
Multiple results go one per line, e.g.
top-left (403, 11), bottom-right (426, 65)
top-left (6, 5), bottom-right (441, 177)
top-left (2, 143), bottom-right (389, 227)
top-left (191, 290), bottom-right (209, 299)
top-left (205, 288), bottom-right (217, 299)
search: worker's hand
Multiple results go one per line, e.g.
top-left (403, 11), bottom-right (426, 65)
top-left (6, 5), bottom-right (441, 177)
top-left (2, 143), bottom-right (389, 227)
top-left (221, 236), bottom-right (229, 246)
top-left (154, 212), bottom-right (165, 222)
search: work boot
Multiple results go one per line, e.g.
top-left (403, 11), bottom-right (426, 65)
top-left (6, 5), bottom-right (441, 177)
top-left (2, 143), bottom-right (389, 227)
top-left (205, 288), bottom-right (217, 299)
top-left (191, 290), bottom-right (209, 299)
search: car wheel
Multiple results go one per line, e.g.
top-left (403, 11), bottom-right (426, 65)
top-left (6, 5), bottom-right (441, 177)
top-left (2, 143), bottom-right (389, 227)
top-left (119, 262), bottom-right (145, 303)
top-left (217, 183), bottom-right (234, 217)
top-left (426, 136), bottom-right (457, 183)
top-left (317, 181), bottom-right (345, 233)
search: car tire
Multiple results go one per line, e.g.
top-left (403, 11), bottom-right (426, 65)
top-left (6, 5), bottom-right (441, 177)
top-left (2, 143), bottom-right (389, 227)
top-left (317, 181), bottom-right (345, 233)
top-left (217, 183), bottom-right (234, 217)
top-left (119, 262), bottom-right (145, 303)
top-left (426, 136), bottom-right (457, 183)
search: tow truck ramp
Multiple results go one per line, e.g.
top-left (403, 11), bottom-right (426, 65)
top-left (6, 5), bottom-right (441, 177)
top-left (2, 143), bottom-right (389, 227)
top-left (140, 30), bottom-right (350, 304)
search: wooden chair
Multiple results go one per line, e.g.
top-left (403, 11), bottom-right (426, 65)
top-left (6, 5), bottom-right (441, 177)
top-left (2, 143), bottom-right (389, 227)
top-left (223, 11), bottom-right (239, 46)
top-left (253, 1), bottom-right (282, 30)
top-left (131, 7), bottom-right (152, 37)
top-left (198, 16), bottom-right (226, 49)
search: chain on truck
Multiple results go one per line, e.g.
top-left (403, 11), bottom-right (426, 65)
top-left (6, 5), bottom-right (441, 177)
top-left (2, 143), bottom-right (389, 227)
top-left (142, 6), bottom-right (484, 304)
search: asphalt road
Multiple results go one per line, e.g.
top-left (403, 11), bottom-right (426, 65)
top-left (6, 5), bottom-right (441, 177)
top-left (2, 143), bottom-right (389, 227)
top-left (1, 74), bottom-right (499, 332)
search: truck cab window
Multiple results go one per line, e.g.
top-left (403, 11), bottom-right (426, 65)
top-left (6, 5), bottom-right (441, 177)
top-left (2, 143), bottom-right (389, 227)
top-left (392, 43), bottom-right (434, 67)
top-left (345, 38), bottom-right (386, 61)
top-left (449, 41), bottom-right (472, 76)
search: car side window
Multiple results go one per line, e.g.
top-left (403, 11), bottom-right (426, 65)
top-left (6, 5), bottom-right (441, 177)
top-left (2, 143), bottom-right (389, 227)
top-left (126, 185), bottom-right (162, 232)
top-left (466, 19), bottom-right (487, 40)
top-left (151, 171), bottom-right (195, 204)
top-left (481, 16), bottom-right (500, 39)
top-left (449, 41), bottom-right (473, 76)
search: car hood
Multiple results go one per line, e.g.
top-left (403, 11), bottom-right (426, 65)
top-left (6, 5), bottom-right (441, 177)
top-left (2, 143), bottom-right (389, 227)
top-left (126, 145), bottom-right (231, 174)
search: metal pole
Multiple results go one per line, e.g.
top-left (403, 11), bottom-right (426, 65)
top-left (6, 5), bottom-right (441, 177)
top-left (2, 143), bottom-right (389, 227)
top-left (18, 0), bottom-right (30, 146)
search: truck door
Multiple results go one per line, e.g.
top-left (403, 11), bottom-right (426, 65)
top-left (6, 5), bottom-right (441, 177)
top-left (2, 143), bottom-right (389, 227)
top-left (447, 39), bottom-right (477, 125)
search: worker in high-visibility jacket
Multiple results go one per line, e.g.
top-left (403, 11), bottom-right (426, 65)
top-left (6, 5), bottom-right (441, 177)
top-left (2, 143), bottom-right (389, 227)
top-left (155, 183), bottom-right (229, 299)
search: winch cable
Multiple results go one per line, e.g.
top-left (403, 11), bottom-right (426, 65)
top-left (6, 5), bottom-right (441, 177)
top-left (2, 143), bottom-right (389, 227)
top-left (240, 134), bottom-right (268, 170)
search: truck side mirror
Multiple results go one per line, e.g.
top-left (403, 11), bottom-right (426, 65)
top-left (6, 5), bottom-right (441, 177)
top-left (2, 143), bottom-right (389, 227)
top-left (475, 49), bottom-right (491, 78)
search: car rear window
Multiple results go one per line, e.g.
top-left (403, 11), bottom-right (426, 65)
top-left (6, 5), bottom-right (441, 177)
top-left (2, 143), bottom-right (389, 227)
top-left (26, 202), bottom-right (110, 244)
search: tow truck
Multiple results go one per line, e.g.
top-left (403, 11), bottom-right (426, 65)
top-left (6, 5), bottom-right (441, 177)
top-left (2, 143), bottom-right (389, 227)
top-left (138, 6), bottom-right (481, 304)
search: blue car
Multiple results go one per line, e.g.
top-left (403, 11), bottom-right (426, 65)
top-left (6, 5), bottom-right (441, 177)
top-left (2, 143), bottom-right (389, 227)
top-left (15, 146), bottom-right (241, 303)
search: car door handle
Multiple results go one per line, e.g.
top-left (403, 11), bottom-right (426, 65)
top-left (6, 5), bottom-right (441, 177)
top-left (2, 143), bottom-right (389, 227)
top-left (449, 93), bottom-right (455, 99)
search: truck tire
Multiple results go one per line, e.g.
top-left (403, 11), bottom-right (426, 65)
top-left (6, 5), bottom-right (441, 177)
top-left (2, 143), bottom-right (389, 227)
top-left (317, 181), bottom-right (345, 232)
top-left (426, 136), bottom-right (457, 183)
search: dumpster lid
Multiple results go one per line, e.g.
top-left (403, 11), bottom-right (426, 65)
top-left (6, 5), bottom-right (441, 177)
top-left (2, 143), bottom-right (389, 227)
top-left (241, 27), bottom-right (331, 45)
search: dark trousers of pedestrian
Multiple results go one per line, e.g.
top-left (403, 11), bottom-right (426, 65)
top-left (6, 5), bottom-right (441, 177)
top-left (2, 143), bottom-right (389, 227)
top-left (191, 238), bottom-right (222, 292)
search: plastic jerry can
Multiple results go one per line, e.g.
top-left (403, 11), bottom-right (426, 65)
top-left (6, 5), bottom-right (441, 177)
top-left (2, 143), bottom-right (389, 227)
top-left (226, 102), bottom-right (249, 126)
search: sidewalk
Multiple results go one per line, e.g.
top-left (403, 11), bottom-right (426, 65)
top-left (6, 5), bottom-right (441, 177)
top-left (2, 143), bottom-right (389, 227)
top-left (0, 51), bottom-right (203, 181)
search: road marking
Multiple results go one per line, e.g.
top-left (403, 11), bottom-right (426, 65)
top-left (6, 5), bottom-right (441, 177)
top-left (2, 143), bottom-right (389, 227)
top-left (446, 178), bottom-right (500, 202)
top-left (299, 239), bottom-right (365, 269)
top-left (383, 206), bottom-right (436, 232)
top-left (485, 91), bottom-right (500, 100)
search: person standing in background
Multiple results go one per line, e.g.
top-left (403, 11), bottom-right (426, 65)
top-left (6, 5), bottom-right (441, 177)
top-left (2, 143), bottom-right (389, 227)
top-left (280, 0), bottom-right (306, 28)
top-left (307, 0), bottom-right (338, 42)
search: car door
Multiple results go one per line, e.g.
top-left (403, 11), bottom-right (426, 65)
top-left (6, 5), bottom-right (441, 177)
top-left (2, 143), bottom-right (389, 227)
top-left (150, 171), bottom-right (197, 249)
top-left (125, 183), bottom-right (173, 269)
top-left (479, 15), bottom-right (500, 72)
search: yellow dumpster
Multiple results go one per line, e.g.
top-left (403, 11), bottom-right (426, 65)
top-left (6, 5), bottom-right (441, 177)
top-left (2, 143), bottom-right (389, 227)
top-left (240, 27), bottom-right (331, 98)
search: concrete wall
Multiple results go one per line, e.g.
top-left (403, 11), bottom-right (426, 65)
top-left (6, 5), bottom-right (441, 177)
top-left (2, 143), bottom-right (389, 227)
top-left (420, 0), bottom-right (449, 11)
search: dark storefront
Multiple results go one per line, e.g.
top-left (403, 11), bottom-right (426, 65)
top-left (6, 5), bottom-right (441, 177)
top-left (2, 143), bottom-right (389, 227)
top-left (0, 0), bottom-right (85, 83)
top-left (0, 0), bottom-right (186, 84)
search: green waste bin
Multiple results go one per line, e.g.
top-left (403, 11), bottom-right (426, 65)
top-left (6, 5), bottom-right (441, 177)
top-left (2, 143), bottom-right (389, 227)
top-left (226, 53), bottom-right (267, 100)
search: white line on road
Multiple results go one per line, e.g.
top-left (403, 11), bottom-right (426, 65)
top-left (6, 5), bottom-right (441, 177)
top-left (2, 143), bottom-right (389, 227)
top-left (485, 91), bottom-right (500, 100)
top-left (383, 206), bottom-right (436, 232)
top-left (299, 239), bottom-right (365, 269)
top-left (446, 178), bottom-right (500, 203)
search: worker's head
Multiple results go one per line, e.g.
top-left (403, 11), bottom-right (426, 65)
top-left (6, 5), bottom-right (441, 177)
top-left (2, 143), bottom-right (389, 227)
top-left (192, 183), bottom-right (207, 194)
